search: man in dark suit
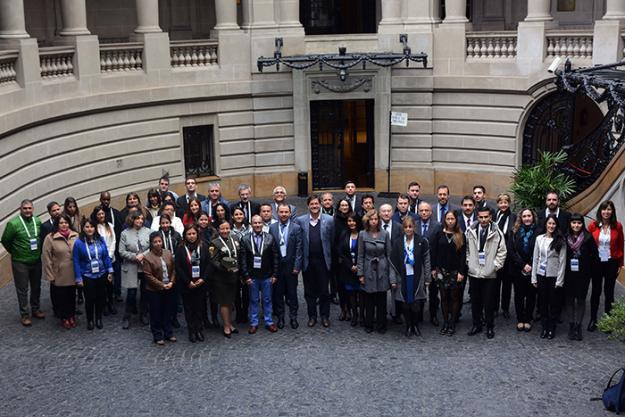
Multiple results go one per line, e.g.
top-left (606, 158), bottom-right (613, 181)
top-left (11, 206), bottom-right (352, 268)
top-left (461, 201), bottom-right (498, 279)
top-left (295, 195), bottom-right (335, 328)
top-left (379, 203), bottom-right (403, 323)
top-left (457, 196), bottom-right (477, 233)
top-left (356, 194), bottom-right (375, 219)
top-left (536, 191), bottom-right (571, 233)
top-left (407, 181), bottom-right (422, 214)
top-left (415, 202), bottom-right (443, 326)
top-left (343, 180), bottom-right (360, 213)
top-left (434, 185), bottom-right (458, 223)
top-left (229, 183), bottom-right (260, 224)
top-left (392, 193), bottom-right (418, 224)
top-left (473, 185), bottom-right (496, 217)
top-left (176, 176), bottom-right (206, 218)
top-left (270, 186), bottom-right (297, 220)
top-left (321, 192), bottom-right (335, 216)
top-left (40, 201), bottom-right (61, 242)
top-left (239, 214), bottom-right (279, 334)
top-left (200, 182), bottom-right (229, 218)
top-left (269, 203), bottom-right (303, 329)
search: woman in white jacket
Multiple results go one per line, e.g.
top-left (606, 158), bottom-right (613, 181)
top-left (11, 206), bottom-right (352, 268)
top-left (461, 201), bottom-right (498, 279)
top-left (92, 206), bottom-right (117, 316)
top-left (532, 214), bottom-right (566, 340)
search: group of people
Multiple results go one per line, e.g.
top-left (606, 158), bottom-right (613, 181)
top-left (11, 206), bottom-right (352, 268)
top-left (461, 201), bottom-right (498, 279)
top-left (1, 176), bottom-right (622, 345)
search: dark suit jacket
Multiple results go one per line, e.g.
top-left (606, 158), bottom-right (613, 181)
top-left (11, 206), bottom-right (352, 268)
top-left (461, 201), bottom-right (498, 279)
top-left (434, 203), bottom-right (459, 223)
top-left (335, 230), bottom-right (360, 287)
top-left (270, 203), bottom-right (297, 220)
top-left (536, 208), bottom-right (571, 234)
top-left (381, 220), bottom-right (403, 248)
top-left (392, 210), bottom-right (418, 225)
top-left (415, 218), bottom-right (442, 246)
top-left (239, 231), bottom-right (279, 280)
top-left (176, 193), bottom-right (207, 218)
top-left (457, 210), bottom-right (477, 233)
top-left (229, 200), bottom-right (261, 223)
top-left (409, 198), bottom-right (422, 214)
top-left (174, 243), bottom-right (212, 293)
top-left (40, 219), bottom-right (56, 242)
top-left (269, 221), bottom-right (303, 273)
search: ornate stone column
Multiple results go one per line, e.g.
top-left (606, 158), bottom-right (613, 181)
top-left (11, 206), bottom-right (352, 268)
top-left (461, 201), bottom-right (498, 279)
top-left (443, 0), bottom-right (468, 23)
top-left (59, 0), bottom-right (90, 36)
top-left (525, 0), bottom-right (553, 22)
top-left (135, 0), bottom-right (161, 33)
top-left (279, 0), bottom-right (301, 27)
top-left (403, 0), bottom-right (440, 25)
top-left (380, 0), bottom-right (402, 25)
top-left (604, 0), bottom-right (625, 20)
top-left (0, 0), bottom-right (29, 39)
top-left (215, 0), bottom-right (239, 30)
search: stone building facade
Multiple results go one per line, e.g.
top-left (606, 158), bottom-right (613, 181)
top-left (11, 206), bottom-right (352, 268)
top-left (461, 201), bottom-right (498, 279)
top-left (0, 0), bottom-right (624, 233)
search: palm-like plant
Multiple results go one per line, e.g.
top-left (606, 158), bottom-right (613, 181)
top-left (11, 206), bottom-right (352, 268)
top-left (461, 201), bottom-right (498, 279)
top-left (509, 150), bottom-right (576, 210)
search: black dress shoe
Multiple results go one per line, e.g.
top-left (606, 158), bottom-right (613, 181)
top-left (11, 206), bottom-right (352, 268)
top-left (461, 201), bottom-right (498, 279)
top-left (587, 320), bottom-right (597, 332)
top-left (413, 325), bottom-right (421, 336)
top-left (404, 327), bottom-right (413, 337)
top-left (331, 296), bottom-right (339, 305)
top-left (321, 318), bottom-right (330, 328)
top-left (223, 330), bottom-right (232, 339)
top-left (308, 318), bottom-right (317, 327)
top-left (122, 317), bottom-right (130, 330)
top-left (196, 331), bottom-right (205, 342)
top-left (290, 318), bottom-right (299, 329)
top-left (430, 316), bottom-right (439, 326)
top-left (188, 331), bottom-right (196, 343)
top-left (540, 328), bottom-right (548, 339)
top-left (277, 317), bottom-right (285, 329)
top-left (486, 328), bottom-right (494, 339)
top-left (467, 326), bottom-right (482, 336)
top-left (447, 325), bottom-right (455, 336)
top-left (547, 329), bottom-right (555, 339)
top-left (87, 321), bottom-right (94, 330)
top-left (95, 319), bottom-right (103, 329)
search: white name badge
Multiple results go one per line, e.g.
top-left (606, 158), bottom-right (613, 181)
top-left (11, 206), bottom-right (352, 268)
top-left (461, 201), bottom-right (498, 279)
top-left (191, 265), bottom-right (200, 279)
top-left (162, 270), bottom-right (170, 284)
top-left (478, 252), bottom-right (486, 266)
top-left (570, 258), bottom-right (579, 272)
top-left (29, 238), bottom-right (38, 251)
top-left (280, 243), bottom-right (287, 258)
top-left (599, 248), bottom-right (610, 262)
top-left (538, 264), bottom-right (546, 276)
top-left (90, 259), bottom-right (100, 274)
top-left (253, 256), bottom-right (262, 269)
top-left (406, 263), bottom-right (414, 275)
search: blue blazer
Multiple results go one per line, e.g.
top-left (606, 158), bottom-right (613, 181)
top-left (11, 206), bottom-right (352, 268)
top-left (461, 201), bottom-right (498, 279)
top-left (295, 213), bottom-right (334, 271)
top-left (391, 210), bottom-right (418, 225)
top-left (269, 220), bottom-right (303, 272)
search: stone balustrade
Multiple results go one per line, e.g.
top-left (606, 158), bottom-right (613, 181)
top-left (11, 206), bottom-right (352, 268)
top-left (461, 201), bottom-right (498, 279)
top-left (39, 47), bottom-right (75, 79)
top-left (100, 43), bottom-right (144, 73)
top-left (546, 31), bottom-right (593, 60)
top-left (466, 32), bottom-right (517, 59)
top-left (0, 51), bottom-right (18, 86)
top-left (170, 40), bottom-right (219, 68)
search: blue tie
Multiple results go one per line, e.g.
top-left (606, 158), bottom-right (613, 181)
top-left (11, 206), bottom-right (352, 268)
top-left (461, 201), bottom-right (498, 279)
top-left (440, 205), bottom-right (446, 222)
top-left (422, 223), bottom-right (428, 236)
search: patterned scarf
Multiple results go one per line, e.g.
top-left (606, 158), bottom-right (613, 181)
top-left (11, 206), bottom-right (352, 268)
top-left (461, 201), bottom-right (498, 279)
top-left (518, 224), bottom-right (535, 254)
top-left (567, 233), bottom-right (584, 255)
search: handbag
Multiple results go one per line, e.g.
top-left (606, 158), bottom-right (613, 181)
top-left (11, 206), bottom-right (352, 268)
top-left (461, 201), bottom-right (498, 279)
top-left (596, 368), bottom-right (625, 414)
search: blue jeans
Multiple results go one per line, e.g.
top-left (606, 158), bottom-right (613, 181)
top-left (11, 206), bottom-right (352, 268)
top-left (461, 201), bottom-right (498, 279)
top-left (249, 278), bottom-right (273, 327)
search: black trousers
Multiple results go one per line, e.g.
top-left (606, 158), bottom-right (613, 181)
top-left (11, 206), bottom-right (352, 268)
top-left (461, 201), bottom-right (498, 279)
top-left (469, 277), bottom-right (497, 329)
top-left (537, 275), bottom-right (559, 330)
top-left (402, 301), bottom-right (424, 329)
top-left (590, 259), bottom-right (619, 320)
top-left (364, 291), bottom-right (387, 331)
top-left (428, 280), bottom-right (440, 318)
top-left (495, 267), bottom-right (512, 313)
top-left (50, 283), bottom-right (58, 316)
top-left (513, 273), bottom-right (536, 323)
top-left (55, 285), bottom-right (76, 319)
top-left (182, 286), bottom-right (206, 332)
top-left (146, 289), bottom-right (175, 341)
top-left (303, 258), bottom-right (330, 320)
top-left (235, 280), bottom-right (250, 322)
top-left (83, 277), bottom-right (106, 322)
top-left (439, 285), bottom-right (462, 324)
top-left (273, 262), bottom-right (299, 319)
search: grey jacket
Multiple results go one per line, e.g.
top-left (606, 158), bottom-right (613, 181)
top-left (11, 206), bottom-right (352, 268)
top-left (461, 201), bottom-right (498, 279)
top-left (531, 234), bottom-right (567, 286)
top-left (119, 226), bottom-right (151, 289)
top-left (357, 230), bottom-right (397, 293)
top-left (465, 222), bottom-right (507, 279)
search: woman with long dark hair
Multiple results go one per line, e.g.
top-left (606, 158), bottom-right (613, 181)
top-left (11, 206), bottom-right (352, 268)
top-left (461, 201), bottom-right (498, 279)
top-left (157, 213), bottom-right (182, 328)
top-left (182, 197), bottom-right (202, 227)
top-left (175, 224), bottom-right (211, 342)
top-left (42, 214), bottom-right (79, 329)
top-left (565, 213), bottom-right (599, 340)
top-left (336, 213), bottom-right (362, 326)
top-left (431, 210), bottom-right (466, 336)
top-left (143, 232), bottom-right (177, 345)
top-left (120, 192), bottom-right (152, 229)
top-left (509, 208), bottom-right (538, 332)
top-left (334, 198), bottom-right (355, 321)
top-left (92, 206), bottom-right (117, 316)
top-left (532, 214), bottom-right (566, 339)
top-left (211, 202), bottom-right (231, 229)
top-left (72, 218), bottom-right (113, 330)
top-left (146, 189), bottom-right (162, 221)
top-left (587, 200), bottom-right (624, 331)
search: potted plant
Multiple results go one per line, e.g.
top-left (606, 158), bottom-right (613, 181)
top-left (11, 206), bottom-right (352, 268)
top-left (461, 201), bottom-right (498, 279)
top-left (598, 298), bottom-right (625, 342)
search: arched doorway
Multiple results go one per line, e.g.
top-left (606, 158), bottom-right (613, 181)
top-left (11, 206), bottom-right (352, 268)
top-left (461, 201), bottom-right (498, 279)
top-left (522, 91), bottom-right (604, 166)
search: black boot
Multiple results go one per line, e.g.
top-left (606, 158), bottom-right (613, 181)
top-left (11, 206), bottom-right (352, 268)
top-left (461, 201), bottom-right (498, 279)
top-left (568, 323), bottom-right (575, 340)
top-left (576, 323), bottom-right (583, 341)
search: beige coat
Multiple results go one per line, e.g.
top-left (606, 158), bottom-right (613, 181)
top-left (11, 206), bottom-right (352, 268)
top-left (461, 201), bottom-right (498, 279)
top-left (42, 231), bottom-right (79, 287)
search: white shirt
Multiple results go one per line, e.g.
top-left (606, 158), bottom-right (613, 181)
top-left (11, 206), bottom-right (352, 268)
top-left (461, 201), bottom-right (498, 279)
top-left (382, 221), bottom-right (392, 237)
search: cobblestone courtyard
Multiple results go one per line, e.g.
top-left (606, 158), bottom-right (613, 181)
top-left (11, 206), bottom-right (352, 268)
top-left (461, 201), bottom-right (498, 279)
top-left (0, 279), bottom-right (624, 417)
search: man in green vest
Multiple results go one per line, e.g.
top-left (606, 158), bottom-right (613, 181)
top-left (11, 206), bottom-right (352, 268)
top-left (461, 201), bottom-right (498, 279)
top-left (1, 199), bottom-right (44, 326)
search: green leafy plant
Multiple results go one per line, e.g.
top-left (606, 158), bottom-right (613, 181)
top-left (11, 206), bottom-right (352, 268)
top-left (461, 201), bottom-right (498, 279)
top-left (598, 298), bottom-right (625, 342)
top-left (509, 150), bottom-right (576, 210)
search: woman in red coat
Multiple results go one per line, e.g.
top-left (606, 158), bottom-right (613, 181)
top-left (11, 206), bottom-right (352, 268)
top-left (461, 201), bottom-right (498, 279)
top-left (587, 200), bottom-right (624, 331)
